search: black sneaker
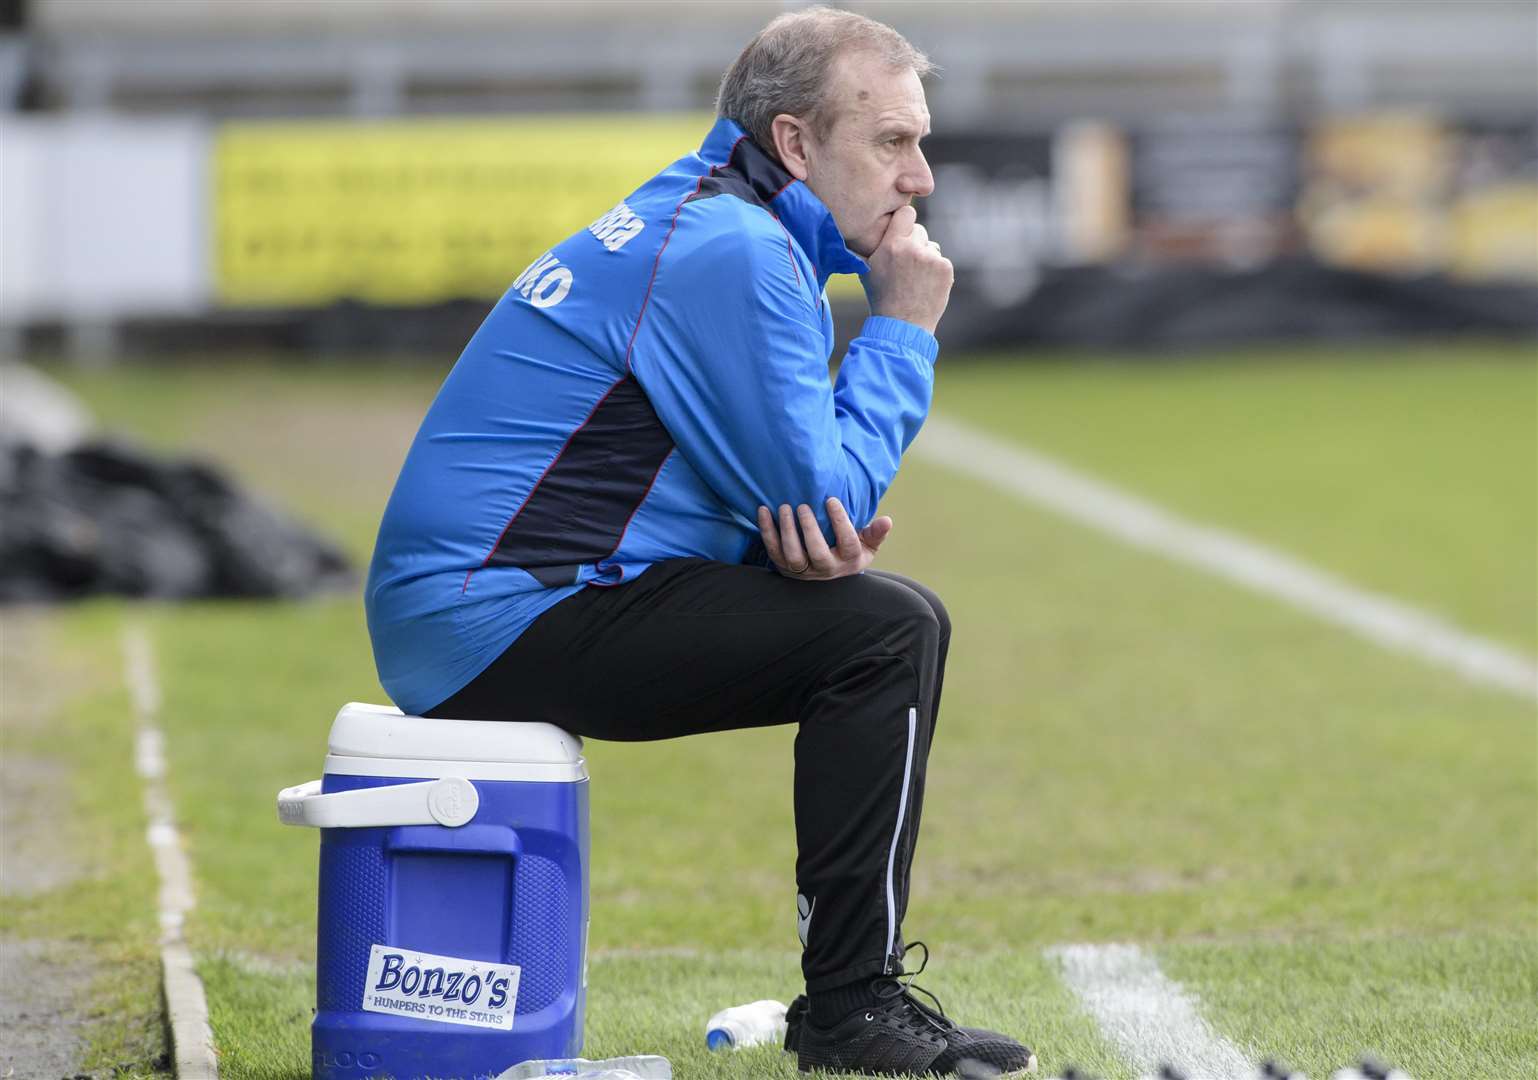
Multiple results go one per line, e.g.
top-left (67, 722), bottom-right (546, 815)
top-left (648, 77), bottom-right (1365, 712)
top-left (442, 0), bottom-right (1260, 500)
top-left (795, 947), bottom-right (1036, 1077)
top-left (785, 993), bottom-right (809, 1054)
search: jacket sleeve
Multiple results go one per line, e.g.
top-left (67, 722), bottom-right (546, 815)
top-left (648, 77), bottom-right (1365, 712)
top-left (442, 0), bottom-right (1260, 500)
top-left (631, 208), bottom-right (937, 537)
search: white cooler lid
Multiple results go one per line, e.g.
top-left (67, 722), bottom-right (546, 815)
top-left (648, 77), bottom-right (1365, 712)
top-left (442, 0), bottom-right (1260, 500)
top-left (324, 702), bottom-right (587, 782)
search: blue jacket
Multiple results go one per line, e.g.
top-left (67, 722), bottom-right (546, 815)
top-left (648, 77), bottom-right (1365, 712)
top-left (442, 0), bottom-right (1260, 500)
top-left (366, 117), bottom-right (940, 715)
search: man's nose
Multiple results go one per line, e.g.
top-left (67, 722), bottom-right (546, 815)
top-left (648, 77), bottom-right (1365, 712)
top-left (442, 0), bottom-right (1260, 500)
top-left (899, 147), bottom-right (935, 198)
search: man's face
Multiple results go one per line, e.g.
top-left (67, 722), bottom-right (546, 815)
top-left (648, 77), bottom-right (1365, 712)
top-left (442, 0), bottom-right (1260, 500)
top-left (799, 50), bottom-right (934, 258)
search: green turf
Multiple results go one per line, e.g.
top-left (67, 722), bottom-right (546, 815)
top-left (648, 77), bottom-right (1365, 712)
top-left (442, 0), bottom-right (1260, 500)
top-left (1160, 935), bottom-right (1538, 1079)
top-left (49, 358), bottom-right (447, 562)
top-left (35, 349), bottom-right (1538, 1079)
top-left (932, 342), bottom-right (1538, 654)
top-left (196, 949), bottom-right (1130, 1080)
top-left (199, 955), bottom-right (311, 1080)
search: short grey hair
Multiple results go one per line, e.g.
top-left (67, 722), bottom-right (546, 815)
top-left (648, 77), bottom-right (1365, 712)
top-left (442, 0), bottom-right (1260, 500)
top-left (716, 6), bottom-right (934, 151)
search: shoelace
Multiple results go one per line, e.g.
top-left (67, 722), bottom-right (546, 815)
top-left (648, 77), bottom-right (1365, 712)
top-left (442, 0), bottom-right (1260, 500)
top-left (871, 941), bottom-right (955, 1035)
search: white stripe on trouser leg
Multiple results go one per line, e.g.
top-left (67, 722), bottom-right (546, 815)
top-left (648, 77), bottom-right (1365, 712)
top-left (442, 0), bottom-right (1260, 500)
top-left (884, 706), bottom-right (918, 969)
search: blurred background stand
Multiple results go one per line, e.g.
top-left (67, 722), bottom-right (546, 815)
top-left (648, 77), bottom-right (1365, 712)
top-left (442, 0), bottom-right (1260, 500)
top-left (1, 0), bottom-right (1535, 361)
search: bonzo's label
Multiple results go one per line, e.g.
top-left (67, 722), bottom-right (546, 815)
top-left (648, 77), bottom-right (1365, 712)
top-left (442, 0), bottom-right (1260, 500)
top-left (362, 944), bottom-right (520, 1030)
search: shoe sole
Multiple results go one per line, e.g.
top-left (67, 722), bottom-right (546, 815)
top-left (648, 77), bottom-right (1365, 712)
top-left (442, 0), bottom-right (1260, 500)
top-left (797, 1052), bottom-right (1039, 1077)
top-left (953, 1051), bottom-right (1039, 1078)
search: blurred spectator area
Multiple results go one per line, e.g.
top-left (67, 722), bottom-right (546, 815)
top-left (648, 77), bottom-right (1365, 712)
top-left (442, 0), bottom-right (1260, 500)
top-left (3, 1), bottom-right (1534, 358)
top-left (7, 0), bottom-right (1536, 123)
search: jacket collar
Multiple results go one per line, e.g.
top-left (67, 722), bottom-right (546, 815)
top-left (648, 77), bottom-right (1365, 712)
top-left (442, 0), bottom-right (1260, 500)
top-left (698, 117), bottom-right (869, 290)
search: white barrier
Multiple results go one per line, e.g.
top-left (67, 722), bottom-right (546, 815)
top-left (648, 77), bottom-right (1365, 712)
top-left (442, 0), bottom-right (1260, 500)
top-left (0, 117), bottom-right (208, 325)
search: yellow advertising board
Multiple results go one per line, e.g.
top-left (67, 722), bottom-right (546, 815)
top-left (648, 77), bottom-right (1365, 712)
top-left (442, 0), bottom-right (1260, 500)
top-left (1300, 113), bottom-right (1538, 281)
top-left (214, 115), bottom-right (714, 307)
top-left (1449, 185), bottom-right (1538, 280)
top-left (1300, 114), bottom-right (1451, 275)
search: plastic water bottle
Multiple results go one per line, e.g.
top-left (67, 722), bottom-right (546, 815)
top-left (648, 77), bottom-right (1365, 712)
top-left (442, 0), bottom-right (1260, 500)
top-left (496, 1055), bottom-right (672, 1079)
top-left (704, 999), bottom-right (789, 1050)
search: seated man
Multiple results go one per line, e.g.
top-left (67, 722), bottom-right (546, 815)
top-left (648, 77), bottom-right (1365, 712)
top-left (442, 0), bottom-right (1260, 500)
top-left (365, 7), bottom-right (1036, 1076)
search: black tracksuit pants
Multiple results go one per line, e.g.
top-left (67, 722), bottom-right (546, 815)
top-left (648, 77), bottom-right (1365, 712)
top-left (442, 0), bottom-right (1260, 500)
top-left (428, 558), bottom-right (949, 993)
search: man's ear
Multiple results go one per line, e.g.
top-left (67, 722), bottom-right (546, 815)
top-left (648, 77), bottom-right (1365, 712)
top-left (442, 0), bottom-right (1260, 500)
top-left (768, 114), bottom-right (812, 182)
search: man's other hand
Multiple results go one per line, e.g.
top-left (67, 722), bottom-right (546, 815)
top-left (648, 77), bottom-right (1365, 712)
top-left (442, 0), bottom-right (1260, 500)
top-left (756, 497), bottom-right (894, 580)
top-left (861, 205), bottom-right (953, 335)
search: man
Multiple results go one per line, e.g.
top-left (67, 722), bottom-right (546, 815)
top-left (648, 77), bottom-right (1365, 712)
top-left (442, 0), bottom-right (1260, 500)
top-left (366, 7), bottom-right (1036, 1076)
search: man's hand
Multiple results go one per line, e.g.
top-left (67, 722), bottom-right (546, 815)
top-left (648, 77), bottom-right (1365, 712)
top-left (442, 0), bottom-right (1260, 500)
top-left (861, 205), bottom-right (954, 335)
top-left (756, 497), bottom-right (894, 581)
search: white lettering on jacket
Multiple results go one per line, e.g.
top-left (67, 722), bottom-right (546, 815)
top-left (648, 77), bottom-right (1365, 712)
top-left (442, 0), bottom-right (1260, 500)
top-left (513, 250), bottom-right (574, 309)
top-left (587, 201), bottom-right (646, 253)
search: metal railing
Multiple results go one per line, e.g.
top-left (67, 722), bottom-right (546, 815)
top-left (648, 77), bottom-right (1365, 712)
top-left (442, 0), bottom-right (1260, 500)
top-left (6, 1), bottom-right (1534, 123)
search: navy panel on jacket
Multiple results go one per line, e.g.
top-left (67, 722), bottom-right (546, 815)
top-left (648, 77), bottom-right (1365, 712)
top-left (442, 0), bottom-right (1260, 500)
top-left (487, 375), bottom-right (674, 588)
top-left (686, 136), bottom-right (794, 211)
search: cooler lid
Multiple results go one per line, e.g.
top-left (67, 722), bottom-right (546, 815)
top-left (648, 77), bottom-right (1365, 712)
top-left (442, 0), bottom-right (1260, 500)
top-left (328, 702), bottom-right (585, 765)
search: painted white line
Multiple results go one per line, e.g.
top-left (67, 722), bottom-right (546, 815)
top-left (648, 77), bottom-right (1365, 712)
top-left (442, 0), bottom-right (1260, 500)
top-left (134, 728), bottom-right (166, 781)
top-left (1048, 943), bottom-right (1253, 1079)
top-left (122, 623), bottom-right (219, 1080)
top-left (914, 416), bottom-right (1538, 702)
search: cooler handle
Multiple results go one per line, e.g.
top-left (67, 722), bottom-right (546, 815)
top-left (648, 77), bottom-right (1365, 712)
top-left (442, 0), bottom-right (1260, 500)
top-left (276, 777), bottom-right (479, 829)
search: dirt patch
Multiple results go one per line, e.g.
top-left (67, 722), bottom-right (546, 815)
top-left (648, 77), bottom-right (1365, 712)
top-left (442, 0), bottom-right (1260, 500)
top-left (2, 612), bottom-right (86, 899)
top-left (1, 753), bottom-right (81, 897)
top-left (0, 938), bottom-right (93, 1079)
top-left (0, 612), bottom-right (95, 1078)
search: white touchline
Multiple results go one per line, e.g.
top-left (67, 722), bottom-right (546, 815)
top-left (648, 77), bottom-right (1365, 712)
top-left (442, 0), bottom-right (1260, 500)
top-left (1048, 943), bottom-right (1254, 1079)
top-left (122, 622), bottom-right (220, 1080)
top-left (914, 415), bottom-right (1538, 702)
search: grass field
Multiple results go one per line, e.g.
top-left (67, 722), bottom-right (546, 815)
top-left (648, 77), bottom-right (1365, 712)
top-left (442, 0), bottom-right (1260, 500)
top-left (5, 341), bottom-right (1534, 1079)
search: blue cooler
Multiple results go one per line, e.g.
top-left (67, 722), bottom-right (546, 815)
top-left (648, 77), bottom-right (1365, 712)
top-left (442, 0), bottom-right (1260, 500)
top-left (278, 702), bottom-right (589, 1079)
